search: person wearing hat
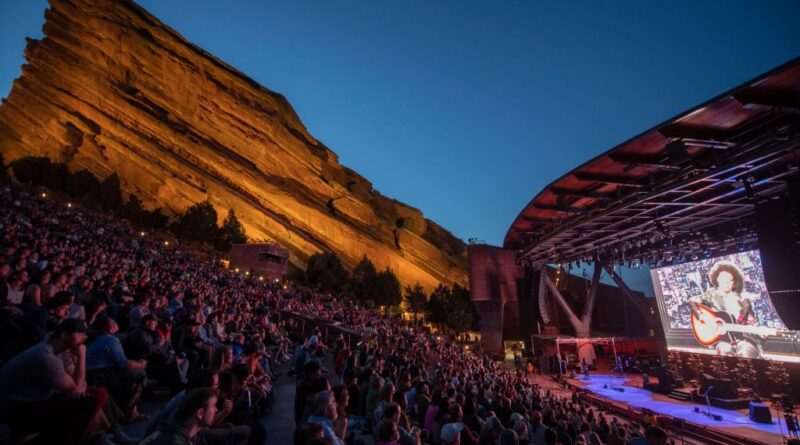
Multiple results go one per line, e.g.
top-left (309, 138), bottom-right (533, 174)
top-left (442, 422), bottom-right (465, 445)
top-left (0, 289), bottom-right (72, 359)
top-left (479, 416), bottom-right (505, 445)
top-left (0, 318), bottom-right (109, 444)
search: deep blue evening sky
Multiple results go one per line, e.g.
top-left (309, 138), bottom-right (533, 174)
top-left (1, 1), bottom-right (799, 294)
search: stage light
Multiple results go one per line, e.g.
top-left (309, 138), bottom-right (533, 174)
top-left (164, 241), bottom-right (169, 246)
top-left (140, 231), bottom-right (145, 237)
top-left (67, 203), bottom-right (72, 208)
top-left (41, 192), bottom-right (46, 198)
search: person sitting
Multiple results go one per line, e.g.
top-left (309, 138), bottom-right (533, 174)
top-left (139, 387), bottom-right (218, 445)
top-left (306, 390), bottom-right (344, 445)
top-left (86, 317), bottom-right (148, 422)
top-left (0, 290), bottom-right (71, 360)
top-left (0, 318), bottom-right (108, 445)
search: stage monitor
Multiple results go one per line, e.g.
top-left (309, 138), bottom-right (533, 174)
top-left (651, 250), bottom-right (800, 363)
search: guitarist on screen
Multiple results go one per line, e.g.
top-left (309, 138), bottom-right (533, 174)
top-left (687, 261), bottom-right (764, 359)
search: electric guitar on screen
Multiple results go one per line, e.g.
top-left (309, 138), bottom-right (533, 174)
top-left (690, 304), bottom-right (797, 345)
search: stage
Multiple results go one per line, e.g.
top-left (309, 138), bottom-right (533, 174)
top-left (563, 372), bottom-right (792, 445)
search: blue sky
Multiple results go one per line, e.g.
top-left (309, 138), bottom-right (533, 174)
top-left (1, 1), bottom-right (799, 295)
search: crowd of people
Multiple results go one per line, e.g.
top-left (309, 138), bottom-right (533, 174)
top-left (0, 181), bottom-right (670, 445)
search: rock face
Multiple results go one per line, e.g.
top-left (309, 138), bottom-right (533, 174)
top-left (0, 0), bottom-right (468, 291)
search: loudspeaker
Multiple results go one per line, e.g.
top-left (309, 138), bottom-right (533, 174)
top-left (699, 378), bottom-right (738, 399)
top-left (755, 176), bottom-right (800, 329)
top-left (749, 402), bottom-right (772, 424)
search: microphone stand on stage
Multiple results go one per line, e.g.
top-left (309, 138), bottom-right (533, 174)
top-left (698, 385), bottom-right (721, 420)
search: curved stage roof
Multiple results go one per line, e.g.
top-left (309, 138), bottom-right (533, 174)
top-left (505, 57), bottom-right (800, 266)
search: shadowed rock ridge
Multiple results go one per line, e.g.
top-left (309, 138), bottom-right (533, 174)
top-left (0, 0), bottom-right (468, 291)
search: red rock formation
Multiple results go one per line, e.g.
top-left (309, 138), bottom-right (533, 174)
top-left (0, 0), bottom-right (467, 291)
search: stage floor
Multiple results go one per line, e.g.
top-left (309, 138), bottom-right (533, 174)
top-left (566, 372), bottom-right (789, 445)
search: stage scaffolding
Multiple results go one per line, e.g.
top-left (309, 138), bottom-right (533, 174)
top-left (554, 336), bottom-right (618, 375)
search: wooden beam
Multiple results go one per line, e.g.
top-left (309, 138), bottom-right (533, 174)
top-left (658, 124), bottom-right (729, 141)
top-left (549, 186), bottom-right (611, 199)
top-left (734, 89), bottom-right (800, 113)
top-left (531, 203), bottom-right (585, 213)
top-left (573, 172), bottom-right (644, 187)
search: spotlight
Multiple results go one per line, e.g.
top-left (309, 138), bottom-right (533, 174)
top-left (164, 241), bottom-right (169, 246)
top-left (41, 192), bottom-right (47, 198)
top-left (67, 203), bottom-right (72, 208)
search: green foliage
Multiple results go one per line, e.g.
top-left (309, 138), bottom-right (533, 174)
top-left (374, 268), bottom-right (402, 307)
top-left (216, 209), bottom-right (248, 251)
top-left (349, 256), bottom-right (378, 302)
top-left (10, 156), bottom-right (53, 185)
top-left (445, 284), bottom-right (479, 333)
top-left (64, 169), bottom-right (101, 199)
top-left (427, 284), bottom-right (449, 325)
top-left (171, 200), bottom-right (221, 245)
top-left (404, 283), bottom-right (428, 319)
top-left (119, 195), bottom-right (146, 224)
top-left (96, 173), bottom-right (123, 210)
top-left (306, 252), bottom-right (349, 294)
top-left (143, 208), bottom-right (169, 229)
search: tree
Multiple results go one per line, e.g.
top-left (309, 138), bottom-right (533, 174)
top-left (305, 252), bottom-right (348, 294)
top-left (216, 209), bottom-right (248, 251)
top-left (10, 156), bottom-right (52, 185)
top-left (143, 208), bottom-right (169, 230)
top-left (119, 195), bottom-right (146, 225)
top-left (96, 173), bottom-right (123, 211)
top-left (65, 169), bottom-right (101, 199)
top-left (41, 162), bottom-right (68, 192)
top-left (349, 256), bottom-right (378, 302)
top-left (403, 283), bottom-right (428, 321)
top-left (374, 268), bottom-right (402, 308)
top-left (428, 284), bottom-right (449, 332)
top-left (444, 284), bottom-right (477, 336)
top-left (171, 200), bottom-right (220, 245)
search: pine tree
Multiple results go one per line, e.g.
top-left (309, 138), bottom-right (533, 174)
top-left (95, 173), bottom-right (123, 211)
top-left (217, 209), bottom-right (248, 250)
top-left (171, 200), bottom-right (220, 245)
top-left (404, 283), bottom-right (428, 321)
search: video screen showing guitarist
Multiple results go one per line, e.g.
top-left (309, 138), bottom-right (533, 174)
top-left (688, 261), bottom-right (763, 358)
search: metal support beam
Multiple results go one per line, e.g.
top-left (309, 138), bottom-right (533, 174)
top-left (542, 272), bottom-right (584, 333)
top-left (604, 264), bottom-right (651, 324)
top-left (581, 262), bottom-right (603, 326)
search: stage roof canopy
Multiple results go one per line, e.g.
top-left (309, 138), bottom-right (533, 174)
top-left (505, 57), bottom-right (800, 266)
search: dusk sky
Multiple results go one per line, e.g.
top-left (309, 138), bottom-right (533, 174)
top-left (2, 1), bottom-right (799, 294)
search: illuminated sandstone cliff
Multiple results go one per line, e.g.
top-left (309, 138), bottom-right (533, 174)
top-left (0, 0), bottom-right (468, 291)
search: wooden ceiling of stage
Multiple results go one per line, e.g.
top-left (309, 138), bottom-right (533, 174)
top-left (505, 57), bottom-right (800, 265)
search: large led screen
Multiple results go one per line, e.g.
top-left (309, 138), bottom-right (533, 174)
top-left (651, 250), bottom-right (800, 362)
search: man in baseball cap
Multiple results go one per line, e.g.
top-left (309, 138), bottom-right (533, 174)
top-left (441, 422), bottom-right (464, 445)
